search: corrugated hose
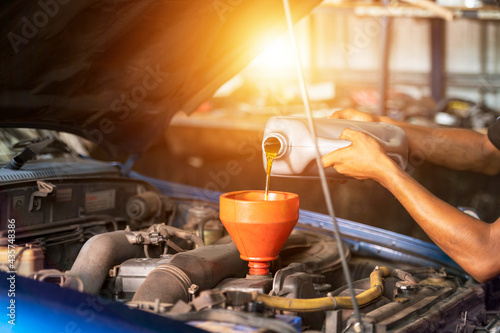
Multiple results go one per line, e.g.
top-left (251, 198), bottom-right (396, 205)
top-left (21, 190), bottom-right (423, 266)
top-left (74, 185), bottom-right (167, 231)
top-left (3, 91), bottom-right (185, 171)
top-left (253, 266), bottom-right (390, 312)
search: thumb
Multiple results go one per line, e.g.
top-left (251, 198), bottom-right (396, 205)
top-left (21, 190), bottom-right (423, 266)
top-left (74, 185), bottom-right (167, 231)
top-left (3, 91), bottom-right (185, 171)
top-left (327, 113), bottom-right (342, 119)
top-left (338, 127), bottom-right (359, 142)
top-left (321, 150), bottom-right (337, 168)
top-left (327, 109), bottom-right (351, 119)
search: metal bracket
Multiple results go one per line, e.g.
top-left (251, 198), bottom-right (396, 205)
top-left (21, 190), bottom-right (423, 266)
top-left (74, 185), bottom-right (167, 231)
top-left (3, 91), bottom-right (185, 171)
top-left (271, 263), bottom-right (308, 295)
top-left (29, 180), bottom-right (56, 211)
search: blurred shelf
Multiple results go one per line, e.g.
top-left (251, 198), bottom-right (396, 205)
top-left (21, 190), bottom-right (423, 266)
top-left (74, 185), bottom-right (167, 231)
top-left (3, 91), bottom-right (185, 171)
top-left (316, 70), bottom-right (500, 88)
top-left (316, 1), bottom-right (500, 20)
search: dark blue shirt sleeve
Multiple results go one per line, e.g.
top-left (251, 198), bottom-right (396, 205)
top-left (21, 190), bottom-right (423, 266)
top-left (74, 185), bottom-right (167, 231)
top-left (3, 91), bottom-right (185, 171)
top-left (488, 117), bottom-right (500, 151)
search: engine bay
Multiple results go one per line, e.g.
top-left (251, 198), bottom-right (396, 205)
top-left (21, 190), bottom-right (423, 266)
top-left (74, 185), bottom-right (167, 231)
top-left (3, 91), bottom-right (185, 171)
top-left (1, 0), bottom-right (499, 331)
top-left (1, 175), bottom-right (500, 332)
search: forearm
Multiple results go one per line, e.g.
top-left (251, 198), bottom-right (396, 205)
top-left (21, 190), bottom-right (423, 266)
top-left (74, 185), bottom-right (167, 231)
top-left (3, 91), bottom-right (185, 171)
top-left (322, 126), bottom-right (500, 281)
top-left (379, 116), bottom-right (500, 175)
top-left (329, 109), bottom-right (500, 174)
top-left (379, 161), bottom-right (500, 282)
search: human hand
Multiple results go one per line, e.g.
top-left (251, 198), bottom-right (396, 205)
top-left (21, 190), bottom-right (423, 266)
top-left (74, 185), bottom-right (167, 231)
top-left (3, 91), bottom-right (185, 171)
top-left (328, 108), bottom-right (380, 122)
top-left (321, 128), bottom-right (396, 182)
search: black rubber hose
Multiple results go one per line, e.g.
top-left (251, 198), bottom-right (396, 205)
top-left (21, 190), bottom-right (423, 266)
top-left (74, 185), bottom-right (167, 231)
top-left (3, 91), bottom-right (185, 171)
top-left (132, 242), bottom-right (247, 304)
top-left (196, 215), bottom-right (219, 244)
top-left (131, 264), bottom-right (192, 305)
top-left (67, 231), bottom-right (143, 294)
top-left (165, 309), bottom-right (298, 333)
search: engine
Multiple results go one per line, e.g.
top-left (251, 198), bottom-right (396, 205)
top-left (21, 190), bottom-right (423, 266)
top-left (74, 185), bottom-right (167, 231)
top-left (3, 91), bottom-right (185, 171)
top-left (1, 177), bottom-right (499, 333)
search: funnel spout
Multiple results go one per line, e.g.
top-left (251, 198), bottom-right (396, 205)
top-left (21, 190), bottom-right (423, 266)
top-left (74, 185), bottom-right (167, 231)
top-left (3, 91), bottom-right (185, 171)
top-left (248, 261), bottom-right (270, 276)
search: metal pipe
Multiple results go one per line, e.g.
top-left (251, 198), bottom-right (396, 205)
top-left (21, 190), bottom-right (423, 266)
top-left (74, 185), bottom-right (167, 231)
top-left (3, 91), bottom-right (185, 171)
top-left (399, 0), bottom-right (454, 21)
top-left (378, 0), bottom-right (392, 116)
top-left (430, 18), bottom-right (446, 102)
top-left (392, 268), bottom-right (416, 284)
top-left (149, 224), bottom-right (205, 248)
top-left (66, 231), bottom-right (143, 294)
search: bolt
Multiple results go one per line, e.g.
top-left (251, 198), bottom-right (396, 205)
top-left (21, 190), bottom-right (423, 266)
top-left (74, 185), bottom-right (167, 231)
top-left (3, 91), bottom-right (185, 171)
top-left (188, 284), bottom-right (199, 295)
top-left (353, 322), bottom-right (364, 333)
top-left (136, 234), bottom-right (144, 244)
top-left (188, 284), bottom-right (199, 302)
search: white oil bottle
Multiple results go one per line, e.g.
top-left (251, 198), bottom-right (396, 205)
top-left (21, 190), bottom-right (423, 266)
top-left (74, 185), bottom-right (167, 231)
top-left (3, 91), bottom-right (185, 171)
top-left (262, 116), bottom-right (408, 179)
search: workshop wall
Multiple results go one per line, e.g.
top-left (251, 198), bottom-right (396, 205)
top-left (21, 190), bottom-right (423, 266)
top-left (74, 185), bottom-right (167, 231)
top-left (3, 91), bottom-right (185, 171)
top-left (311, 11), bottom-right (500, 107)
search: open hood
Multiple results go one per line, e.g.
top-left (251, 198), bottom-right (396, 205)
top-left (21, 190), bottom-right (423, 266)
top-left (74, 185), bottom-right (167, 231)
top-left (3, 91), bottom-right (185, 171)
top-left (0, 0), bottom-right (320, 153)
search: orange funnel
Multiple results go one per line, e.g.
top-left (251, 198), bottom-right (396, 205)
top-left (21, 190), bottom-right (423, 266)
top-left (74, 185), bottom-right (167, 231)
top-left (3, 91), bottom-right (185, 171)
top-left (219, 191), bottom-right (299, 276)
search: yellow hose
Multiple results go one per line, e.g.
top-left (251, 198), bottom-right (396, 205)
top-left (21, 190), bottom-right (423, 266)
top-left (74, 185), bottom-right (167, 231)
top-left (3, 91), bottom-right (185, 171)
top-left (254, 266), bottom-right (390, 312)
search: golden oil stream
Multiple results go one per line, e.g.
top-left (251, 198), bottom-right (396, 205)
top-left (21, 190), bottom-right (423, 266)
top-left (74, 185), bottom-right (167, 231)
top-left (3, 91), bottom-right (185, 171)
top-left (263, 138), bottom-right (282, 201)
top-left (264, 152), bottom-right (276, 201)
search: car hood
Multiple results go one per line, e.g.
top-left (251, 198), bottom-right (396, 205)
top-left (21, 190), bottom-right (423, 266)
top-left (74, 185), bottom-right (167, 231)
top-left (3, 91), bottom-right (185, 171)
top-left (0, 0), bottom-right (320, 153)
